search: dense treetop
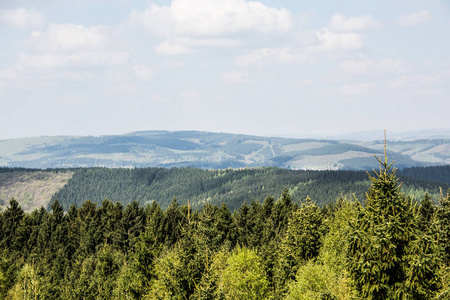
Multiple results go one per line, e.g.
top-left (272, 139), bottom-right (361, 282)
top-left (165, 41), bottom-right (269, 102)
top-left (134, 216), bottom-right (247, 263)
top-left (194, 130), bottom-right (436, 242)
top-left (1, 157), bottom-right (450, 299)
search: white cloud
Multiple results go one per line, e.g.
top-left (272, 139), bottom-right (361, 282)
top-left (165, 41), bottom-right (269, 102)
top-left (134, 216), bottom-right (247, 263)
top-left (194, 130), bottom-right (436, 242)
top-left (329, 14), bottom-right (381, 32)
top-left (179, 89), bottom-right (203, 108)
top-left (235, 46), bottom-right (308, 67)
top-left (235, 28), bottom-right (364, 67)
top-left (131, 64), bottom-right (155, 81)
top-left (58, 95), bottom-right (88, 105)
top-left (338, 83), bottom-right (372, 96)
top-left (151, 94), bottom-right (173, 103)
top-left (388, 74), bottom-right (442, 89)
top-left (340, 59), bottom-right (411, 75)
top-left (18, 51), bottom-right (128, 69)
top-left (0, 81), bottom-right (6, 94)
top-left (397, 10), bottom-right (431, 27)
top-left (130, 0), bottom-right (291, 36)
top-left (283, 79), bottom-right (313, 88)
top-left (220, 70), bottom-right (249, 83)
top-left (28, 24), bottom-right (108, 52)
top-left (109, 83), bottom-right (140, 95)
top-left (155, 39), bottom-right (192, 55)
top-left (234, 11), bottom-right (372, 68)
top-left (17, 23), bottom-right (128, 70)
top-left (0, 8), bottom-right (45, 28)
top-left (180, 89), bottom-right (200, 99)
top-left (312, 28), bottom-right (363, 52)
top-left (0, 68), bottom-right (17, 80)
top-left (155, 37), bottom-right (239, 55)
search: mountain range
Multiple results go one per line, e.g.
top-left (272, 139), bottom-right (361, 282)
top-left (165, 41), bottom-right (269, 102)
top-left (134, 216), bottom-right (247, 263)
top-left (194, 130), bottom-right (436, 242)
top-left (0, 130), bottom-right (449, 170)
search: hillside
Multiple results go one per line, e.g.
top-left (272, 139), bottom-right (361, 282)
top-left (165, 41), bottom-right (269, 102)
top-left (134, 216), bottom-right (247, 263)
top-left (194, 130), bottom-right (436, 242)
top-left (359, 139), bottom-right (450, 166)
top-left (0, 168), bottom-right (73, 212)
top-left (1, 166), bottom-right (448, 212)
top-left (1, 130), bottom-right (448, 170)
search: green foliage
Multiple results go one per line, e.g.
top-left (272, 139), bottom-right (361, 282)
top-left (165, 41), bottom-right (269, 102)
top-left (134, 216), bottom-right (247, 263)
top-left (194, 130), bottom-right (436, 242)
top-left (191, 248), bottom-right (229, 300)
top-left (399, 165), bottom-right (450, 184)
top-left (347, 158), bottom-right (441, 299)
top-left (319, 197), bottom-right (357, 273)
top-left (49, 166), bottom-right (448, 212)
top-left (403, 216), bottom-right (442, 299)
top-left (6, 263), bottom-right (41, 300)
top-left (0, 164), bottom-right (447, 299)
top-left (275, 196), bottom-right (323, 293)
top-left (438, 189), bottom-right (450, 264)
top-left (1, 198), bottom-right (25, 250)
top-left (219, 247), bottom-right (268, 300)
top-left (285, 260), bottom-right (347, 300)
top-left (145, 247), bottom-right (185, 299)
top-left (94, 245), bottom-right (123, 299)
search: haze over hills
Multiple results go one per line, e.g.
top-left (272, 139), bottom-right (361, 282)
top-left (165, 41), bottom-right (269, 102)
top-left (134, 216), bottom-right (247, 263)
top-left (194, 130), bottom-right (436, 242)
top-left (0, 130), bottom-right (449, 170)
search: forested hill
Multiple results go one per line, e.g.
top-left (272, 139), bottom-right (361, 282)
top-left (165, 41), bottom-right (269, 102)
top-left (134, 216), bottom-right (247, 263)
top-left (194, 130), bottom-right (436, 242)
top-left (398, 165), bottom-right (450, 184)
top-left (1, 130), bottom-right (449, 170)
top-left (1, 165), bottom-right (448, 212)
top-left (49, 166), bottom-right (449, 211)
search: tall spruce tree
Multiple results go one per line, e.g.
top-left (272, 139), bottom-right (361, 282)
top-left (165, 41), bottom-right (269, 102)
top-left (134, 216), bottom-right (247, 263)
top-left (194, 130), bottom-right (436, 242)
top-left (438, 188), bottom-right (450, 264)
top-left (347, 147), bottom-right (441, 299)
top-left (1, 198), bottom-right (24, 250)
top-left (275, 196), bottom-right (324, 295)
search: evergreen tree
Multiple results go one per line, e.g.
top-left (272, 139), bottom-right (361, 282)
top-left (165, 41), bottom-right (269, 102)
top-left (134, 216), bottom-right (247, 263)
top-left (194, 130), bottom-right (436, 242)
top-left (271, 188), bottom-right (295, 235)
top-left (78, 200), bottom-right (102, 256)
top-left (0, 252), bottom-right (8, 299)
top-left (1, 198), bottom-right (25, 250)
top-left (123, 200), bottom-right (145, 251)
top-left (347, 157), bottom-right (441, 299)
top-left (275, 196), bottom-right (324, 295)
top-left (93, 244), bottom-right (123, 299)
top-left (438, 188), bottom-right (450, 264)
top-left (418, 193), bottom-right (435, 232)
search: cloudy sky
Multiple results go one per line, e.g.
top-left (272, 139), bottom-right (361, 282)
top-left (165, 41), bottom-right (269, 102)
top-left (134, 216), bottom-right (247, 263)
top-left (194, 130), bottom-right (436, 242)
top-left (0, 0), bottom-right (449, 140)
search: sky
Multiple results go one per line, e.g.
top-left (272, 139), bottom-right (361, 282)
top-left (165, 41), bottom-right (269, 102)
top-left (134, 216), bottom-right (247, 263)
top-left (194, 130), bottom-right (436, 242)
top-left (0, 0), bottom-right (449, 140)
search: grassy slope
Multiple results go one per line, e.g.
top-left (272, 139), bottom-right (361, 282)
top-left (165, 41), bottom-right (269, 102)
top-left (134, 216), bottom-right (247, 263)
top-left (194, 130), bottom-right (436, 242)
top-left (0, 171), bottom-right (73, 212)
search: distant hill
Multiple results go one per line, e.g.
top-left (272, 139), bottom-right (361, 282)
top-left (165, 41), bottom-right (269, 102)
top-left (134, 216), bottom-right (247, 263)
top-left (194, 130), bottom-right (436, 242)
top-left (324, 128), bottom-right (450, 141)
top-left (0, 130), bottom-right (448, 170)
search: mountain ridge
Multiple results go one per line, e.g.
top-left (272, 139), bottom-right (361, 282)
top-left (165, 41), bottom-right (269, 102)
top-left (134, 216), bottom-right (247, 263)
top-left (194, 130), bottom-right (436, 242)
top-left (0, 130), bottom-right (449, 170)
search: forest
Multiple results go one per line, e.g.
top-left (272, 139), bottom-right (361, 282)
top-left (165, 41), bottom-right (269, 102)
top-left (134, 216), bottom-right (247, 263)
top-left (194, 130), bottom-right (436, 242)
top-left (48, 165), bottom-right (449, 212)
top-left (1, 158), bottom-right (450, 299)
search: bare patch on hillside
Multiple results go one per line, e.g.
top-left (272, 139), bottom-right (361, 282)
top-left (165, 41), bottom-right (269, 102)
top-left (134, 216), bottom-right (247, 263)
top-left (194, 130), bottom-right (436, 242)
top-left (0, 171), bottom-right (74, 212)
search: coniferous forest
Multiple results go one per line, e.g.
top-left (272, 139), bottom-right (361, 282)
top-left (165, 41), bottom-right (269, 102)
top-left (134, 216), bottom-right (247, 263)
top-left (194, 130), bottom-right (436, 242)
top-left (1, 160), bottom-right (450, 299)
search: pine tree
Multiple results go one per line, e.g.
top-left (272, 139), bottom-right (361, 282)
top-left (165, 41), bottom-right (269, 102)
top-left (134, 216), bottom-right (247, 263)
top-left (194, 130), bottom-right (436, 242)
top-left (347, 150), bottom-right (441, 299)
top-left (418, 193), bottom-right (435, 232)
top-left (1, 198), bottom-right (25, 250)
top-left (438, 188), bottom-right (450, 264)
top-left (347, 156), bottom-right (414, 299)
top-left (275, 196), bottom-right (324, 294)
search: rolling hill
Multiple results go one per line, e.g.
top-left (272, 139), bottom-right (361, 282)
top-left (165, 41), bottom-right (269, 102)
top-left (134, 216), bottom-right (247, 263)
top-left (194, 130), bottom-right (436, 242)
top-left (0, 130), bottom-right (449, 170)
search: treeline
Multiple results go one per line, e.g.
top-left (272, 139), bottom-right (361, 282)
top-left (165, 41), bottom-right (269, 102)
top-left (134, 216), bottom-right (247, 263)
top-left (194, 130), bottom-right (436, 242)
top-left (399, 165), bottom-right (450, 184)
top-left (1, 161), bottom-right (450, 299)
top-left (49, 166), bottom-right (449, 212)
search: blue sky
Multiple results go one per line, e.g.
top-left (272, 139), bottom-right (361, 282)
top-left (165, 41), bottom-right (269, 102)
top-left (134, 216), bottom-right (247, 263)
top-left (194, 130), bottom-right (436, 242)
top-left (0, 0), bottom-right (449, 139)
